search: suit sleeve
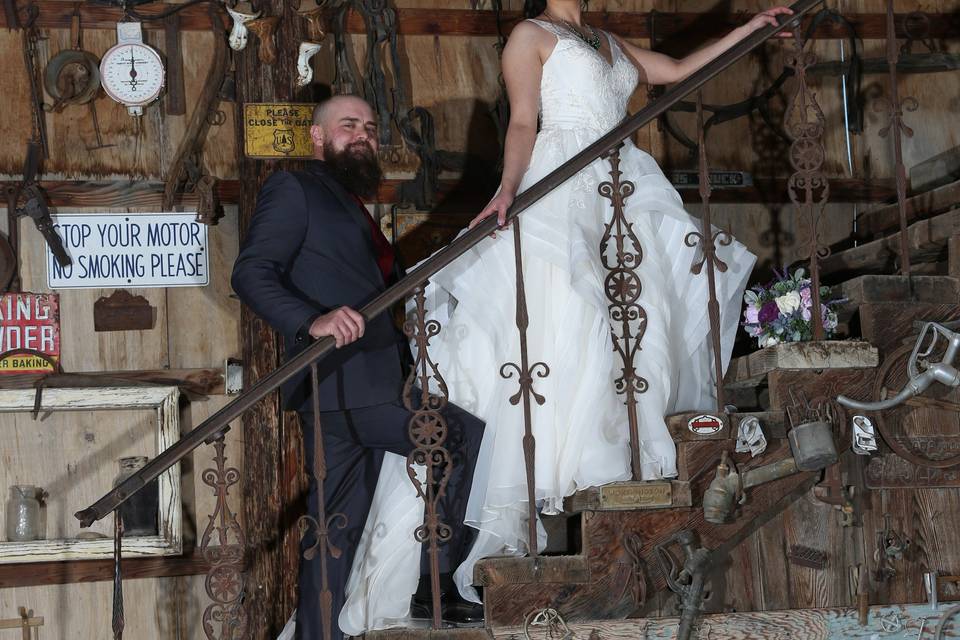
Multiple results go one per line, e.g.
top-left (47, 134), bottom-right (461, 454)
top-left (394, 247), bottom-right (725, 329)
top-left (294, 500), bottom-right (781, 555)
top-left (231, 171), bottom-right (326, 341)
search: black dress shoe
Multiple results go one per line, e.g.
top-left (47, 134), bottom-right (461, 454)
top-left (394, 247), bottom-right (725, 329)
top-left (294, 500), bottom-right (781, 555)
top-left (410, 594), bottom-right (484, 627)
top-left (441, 597), bottom-right (484, 626)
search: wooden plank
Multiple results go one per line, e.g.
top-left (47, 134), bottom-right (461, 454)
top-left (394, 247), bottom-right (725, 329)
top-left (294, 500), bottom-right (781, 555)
top-left (165, 205), bottom-right (241, 370)
top-left (2, 6), bottom-right (959, 39)
top-left (726, 341), bottom-right (879, 388)
top-left (491, 603), bottom-right (960, 639)
top-left (0, 368), bottom-right (225, 396)
top-left (838, 275), bottom-right (960, 305)
top-left (0, 552), bottom-right (210, 588)
top-left (911, 147), bottom-right (960, 194)
top-left (820, 208), bottom-right (960, 280)
top-left (362, 630), bottom-right (491, 640)
top-left (853, 179), bottom-right (960, 242)
top-left (474, 556), bottom-right (590, 587)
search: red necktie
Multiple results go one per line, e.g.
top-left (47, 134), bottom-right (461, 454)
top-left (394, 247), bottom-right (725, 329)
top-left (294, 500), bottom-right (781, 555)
top-left (351, 194), bottom-right (396, 283)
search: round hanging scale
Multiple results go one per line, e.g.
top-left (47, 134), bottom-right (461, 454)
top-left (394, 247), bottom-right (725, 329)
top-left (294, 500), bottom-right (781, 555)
top-left (99, 22), bottom-right (165, 116)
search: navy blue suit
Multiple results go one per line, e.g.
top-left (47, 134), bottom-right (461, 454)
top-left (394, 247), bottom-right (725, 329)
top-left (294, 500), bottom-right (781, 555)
top-left (231, 160), bottom-right (483, 640)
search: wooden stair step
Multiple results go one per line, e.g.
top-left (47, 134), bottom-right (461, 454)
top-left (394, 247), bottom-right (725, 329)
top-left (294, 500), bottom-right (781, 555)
top-left (474, 556), bottom-right (590, 587)
top-left (725, 340), bottom-right (878, 389)
top-left (820, 205), bottom-right (960, 279)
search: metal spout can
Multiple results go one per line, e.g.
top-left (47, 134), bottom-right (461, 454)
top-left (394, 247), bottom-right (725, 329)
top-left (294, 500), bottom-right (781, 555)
top-left (788, 420), bottom-right (838, 471)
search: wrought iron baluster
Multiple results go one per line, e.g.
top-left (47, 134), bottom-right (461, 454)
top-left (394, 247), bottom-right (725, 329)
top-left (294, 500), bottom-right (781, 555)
top-left (785, 30), bottom-right (831, 341)
top-left (404, 285), bottom-right (454, 627)
top-left (200, 435), bottom-right (247, 640)
top-left (112, 513), bottom-right (124, 640)
top-left (599, 147), bottom-right (648, 480)
top-left (501, 221), bottom-right (550, 557)
top-left (877, 0), bottom-right (919, 275)
top-left (297, 364), bottom-right (349, 640)
top-left (685, 91), bottom-right (733, 413)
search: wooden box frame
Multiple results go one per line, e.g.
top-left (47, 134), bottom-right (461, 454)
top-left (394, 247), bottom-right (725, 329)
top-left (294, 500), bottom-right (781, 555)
top-left (0, 386), bottom-right (182, 563)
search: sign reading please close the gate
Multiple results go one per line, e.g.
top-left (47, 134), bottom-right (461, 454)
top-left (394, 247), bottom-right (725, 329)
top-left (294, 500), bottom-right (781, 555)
top-left (46, 213), bottom-right (209, 289)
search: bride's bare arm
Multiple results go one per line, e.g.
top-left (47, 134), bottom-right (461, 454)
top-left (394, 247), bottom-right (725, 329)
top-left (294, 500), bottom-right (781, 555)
top-left (470, 22), bottom-right (549, 229)
top-left (614, 7), bottom-right (793, 85)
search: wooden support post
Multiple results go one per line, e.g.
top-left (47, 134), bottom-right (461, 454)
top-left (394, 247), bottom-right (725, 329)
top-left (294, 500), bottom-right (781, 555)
top-left (234, 3), bottom-right (309, 637)
top-left (948, 233), bottom-right (960, 278)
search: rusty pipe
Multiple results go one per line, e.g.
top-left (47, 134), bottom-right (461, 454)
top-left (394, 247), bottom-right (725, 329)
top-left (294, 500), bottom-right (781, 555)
top-left (703, 452), bottom-right (799, 524)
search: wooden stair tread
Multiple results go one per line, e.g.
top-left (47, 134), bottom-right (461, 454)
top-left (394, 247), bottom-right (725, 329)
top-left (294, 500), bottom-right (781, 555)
top-left (474, 555), bottom-right (590, 587)
top-left (725, 340), bottom-right (878, 388)
top-left (820, 205), bottom-right (960, 278)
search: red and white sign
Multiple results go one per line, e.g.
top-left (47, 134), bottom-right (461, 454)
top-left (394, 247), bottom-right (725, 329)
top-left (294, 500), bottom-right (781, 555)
top-left (0, 293), bottom-right (60, 374)
top-left (687, 414), bottom-right (724, 435)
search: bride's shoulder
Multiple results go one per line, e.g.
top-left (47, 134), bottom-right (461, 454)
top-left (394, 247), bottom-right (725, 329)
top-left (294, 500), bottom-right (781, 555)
top-left (512, 19), bottom-right (559, 42)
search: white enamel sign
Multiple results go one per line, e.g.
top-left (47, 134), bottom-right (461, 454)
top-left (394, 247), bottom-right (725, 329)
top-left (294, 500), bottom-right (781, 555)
top-left (46, 213), bottom-right (209, 289)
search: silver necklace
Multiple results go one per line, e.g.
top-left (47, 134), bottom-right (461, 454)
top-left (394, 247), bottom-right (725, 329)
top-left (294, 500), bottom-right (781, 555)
top-left (543, 10), bottom-right (601, 51)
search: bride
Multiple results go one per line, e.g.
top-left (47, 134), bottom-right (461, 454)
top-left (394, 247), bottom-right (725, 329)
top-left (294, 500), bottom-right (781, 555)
top-left (337, 0), bottom-right (791, 633)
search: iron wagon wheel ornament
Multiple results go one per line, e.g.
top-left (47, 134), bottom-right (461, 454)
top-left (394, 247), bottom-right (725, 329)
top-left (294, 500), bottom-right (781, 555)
top-left (873, 341), bottom-right (960, 469)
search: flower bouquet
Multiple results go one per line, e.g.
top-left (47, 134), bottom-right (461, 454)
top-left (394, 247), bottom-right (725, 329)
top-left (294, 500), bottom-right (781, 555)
top-left (742, 268), bottom-right (841, 348)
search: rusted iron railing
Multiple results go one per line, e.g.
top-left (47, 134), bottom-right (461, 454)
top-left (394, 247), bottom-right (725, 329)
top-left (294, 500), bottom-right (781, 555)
top-left (75, 2), bottom-right (819, 636)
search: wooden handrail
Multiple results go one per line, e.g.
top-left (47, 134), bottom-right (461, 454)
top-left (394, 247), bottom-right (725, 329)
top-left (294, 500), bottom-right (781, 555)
top-left (75, 0), bottom-right (821, 528)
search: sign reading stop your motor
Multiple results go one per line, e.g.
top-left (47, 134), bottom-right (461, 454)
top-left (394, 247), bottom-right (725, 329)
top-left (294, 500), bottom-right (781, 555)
top-left (46, 213), bottom-right (209, 289)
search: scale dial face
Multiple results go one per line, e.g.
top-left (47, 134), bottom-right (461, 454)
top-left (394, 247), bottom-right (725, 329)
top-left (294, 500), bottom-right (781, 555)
top-left (99, 42), bottom-right (165, 107)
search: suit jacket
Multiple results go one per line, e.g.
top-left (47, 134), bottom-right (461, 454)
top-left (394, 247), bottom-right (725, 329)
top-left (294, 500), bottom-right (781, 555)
top-left (231, 160), bottom-right (406, 413)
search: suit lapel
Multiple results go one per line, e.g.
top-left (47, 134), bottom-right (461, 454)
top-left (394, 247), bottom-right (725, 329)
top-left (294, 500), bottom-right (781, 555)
top-left (306, 160), bottom-right (383, 287)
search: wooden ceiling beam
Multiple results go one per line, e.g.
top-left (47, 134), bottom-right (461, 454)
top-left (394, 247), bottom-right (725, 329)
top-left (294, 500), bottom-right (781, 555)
top-left (2, 5), bottom-right (958, 40)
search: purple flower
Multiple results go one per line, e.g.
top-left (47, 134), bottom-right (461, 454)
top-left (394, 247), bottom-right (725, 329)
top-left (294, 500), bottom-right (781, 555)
top-left (744, 305), bottom-right (760, 324)
top-left (758, 301), bottom-right (780, 324)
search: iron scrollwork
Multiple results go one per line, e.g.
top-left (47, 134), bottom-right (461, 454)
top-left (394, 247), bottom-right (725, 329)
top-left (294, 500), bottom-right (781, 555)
top-left (599, 147), bottom-right (648, 479)
top-left (403, 285), bottom-right (454, 627)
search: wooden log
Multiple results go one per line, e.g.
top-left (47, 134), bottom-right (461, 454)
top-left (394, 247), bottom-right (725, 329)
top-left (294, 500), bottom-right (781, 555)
top-left (726, 341), bottom-right (879, 388)
top-left (234, 2), bottom-right (306, 637)
top-left (2, 6), bottom-right (959, 40)
top-left (0, 552), bottom-right (210, 588)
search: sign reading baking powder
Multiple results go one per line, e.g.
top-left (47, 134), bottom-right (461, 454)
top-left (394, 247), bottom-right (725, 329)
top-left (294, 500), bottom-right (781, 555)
top-left (46, 213), bottom-right (209, 289)
top-left (0, 292), bottom-right (60, 374)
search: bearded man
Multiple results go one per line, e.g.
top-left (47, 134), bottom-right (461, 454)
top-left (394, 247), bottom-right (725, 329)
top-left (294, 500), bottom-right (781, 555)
top-left (231, 95), bottom-right (484, 640)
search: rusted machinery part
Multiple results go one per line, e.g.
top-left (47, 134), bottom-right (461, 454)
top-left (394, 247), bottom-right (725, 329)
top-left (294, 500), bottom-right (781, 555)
top-left (873, 342), bottom-right (960, 469)
top-left (43, 49), bottom-right (101, 110)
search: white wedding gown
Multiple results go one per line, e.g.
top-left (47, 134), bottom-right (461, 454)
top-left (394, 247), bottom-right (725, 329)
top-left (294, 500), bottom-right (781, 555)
top-left (336, 19), bottom-right (755, 636)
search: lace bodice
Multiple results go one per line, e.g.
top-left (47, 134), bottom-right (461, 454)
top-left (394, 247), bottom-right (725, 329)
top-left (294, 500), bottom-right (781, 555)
top-left (527, 18), bottom-right (639, 133)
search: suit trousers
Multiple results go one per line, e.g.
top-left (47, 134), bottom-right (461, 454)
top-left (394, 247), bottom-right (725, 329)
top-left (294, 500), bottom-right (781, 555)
top-left (295, 397), bottom-right (484, 640)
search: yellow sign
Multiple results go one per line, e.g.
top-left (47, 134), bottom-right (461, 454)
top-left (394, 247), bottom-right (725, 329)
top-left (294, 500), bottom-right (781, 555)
top-left (243, 103), bottom-right (316, 159)
top-left (0, 350), bottom-right (56, 373)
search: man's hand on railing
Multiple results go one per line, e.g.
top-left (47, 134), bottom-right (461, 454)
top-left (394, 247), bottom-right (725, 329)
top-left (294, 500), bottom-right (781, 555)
top-left (309, 307), bottom-right (366, 348)
top-left (745, 7), bottom-right (796, 37)
top-left (470, 189), bottom-right (515, 237)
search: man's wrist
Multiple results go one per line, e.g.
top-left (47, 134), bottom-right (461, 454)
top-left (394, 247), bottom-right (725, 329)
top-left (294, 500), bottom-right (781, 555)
top-left (296, 313), bottom-right (323, 343)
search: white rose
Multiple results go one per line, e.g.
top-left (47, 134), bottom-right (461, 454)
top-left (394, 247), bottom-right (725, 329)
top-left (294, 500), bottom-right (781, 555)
top-left (775, 291), bottom-right (802, 314)
top-left (759, 334), bottom-right (780, 348)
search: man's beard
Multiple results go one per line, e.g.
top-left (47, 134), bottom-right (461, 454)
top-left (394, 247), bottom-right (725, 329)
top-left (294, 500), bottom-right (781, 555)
top-left (323, 139), bottom-right (382, 199)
